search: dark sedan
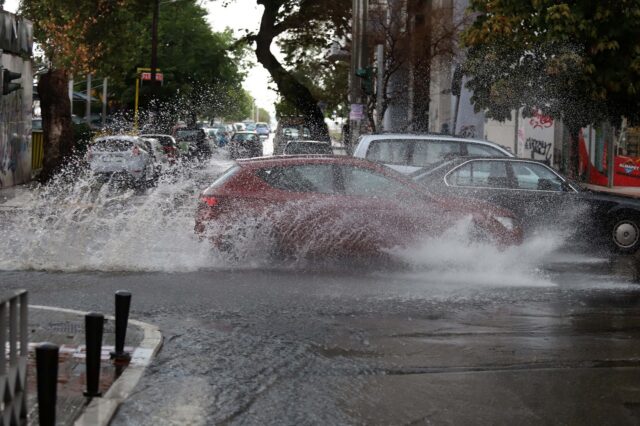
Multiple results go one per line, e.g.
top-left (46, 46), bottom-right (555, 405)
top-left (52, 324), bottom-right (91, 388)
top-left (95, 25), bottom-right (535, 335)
top-left (412, 157), bottom-right (640, 254)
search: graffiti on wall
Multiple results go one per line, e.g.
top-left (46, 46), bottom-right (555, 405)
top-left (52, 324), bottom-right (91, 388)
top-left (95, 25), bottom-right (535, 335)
top-left (0, 54), bottom-right (32, 188)
top-left (458, 125), bottom-right (477, 138)
top-left (524, 137), bottom-right (553, 164)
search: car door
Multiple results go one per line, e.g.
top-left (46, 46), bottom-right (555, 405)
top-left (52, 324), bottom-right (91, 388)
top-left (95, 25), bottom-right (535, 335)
top-left (252, 163), bottom-right (342, 255)
top-left (506, 161), bottom-right (578, 233)
top-left (334, 164), bottom-right (431, 253)
top-left (442, 159), bottom-right (517, 213)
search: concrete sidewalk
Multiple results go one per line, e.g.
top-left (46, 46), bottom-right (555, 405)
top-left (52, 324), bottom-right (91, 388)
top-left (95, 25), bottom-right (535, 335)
top-left (0, 183), bottom-right (36, 210)
top-left (26, 306), bottom-right (160, 425)
top-left (585, 184), bottom-right (640, 198)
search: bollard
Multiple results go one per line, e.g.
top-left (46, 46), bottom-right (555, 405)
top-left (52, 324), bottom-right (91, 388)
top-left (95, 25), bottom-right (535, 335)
top-left (84, 312), bottom-right (104, 397)
top-left (110, 290), bottom-right (132, 361)
top-left (36, 342), bottom-right (59, 426)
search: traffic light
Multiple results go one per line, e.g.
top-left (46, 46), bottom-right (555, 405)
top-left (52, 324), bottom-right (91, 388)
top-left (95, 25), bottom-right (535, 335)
top-left (355, 66), bottom-right (374, 96)
top-left (2, 68), bottom-right (21, 95)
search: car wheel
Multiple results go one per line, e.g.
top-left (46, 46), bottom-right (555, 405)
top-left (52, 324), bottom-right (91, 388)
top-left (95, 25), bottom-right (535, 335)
top-left (611, 217), bottom-right (640, 254)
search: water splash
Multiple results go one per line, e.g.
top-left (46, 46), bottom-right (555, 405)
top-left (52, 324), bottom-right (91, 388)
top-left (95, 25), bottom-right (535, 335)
top-left (386, 217), bottom-right (561, 287)
top-left (0, 156), bottom-right (232, 272)
top-left (1, 153), bottom-right (563, 285)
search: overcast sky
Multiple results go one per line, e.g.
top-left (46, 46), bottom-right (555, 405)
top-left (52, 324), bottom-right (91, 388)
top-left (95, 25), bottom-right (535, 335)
top-left (4, 0), bottom-right (277, 117)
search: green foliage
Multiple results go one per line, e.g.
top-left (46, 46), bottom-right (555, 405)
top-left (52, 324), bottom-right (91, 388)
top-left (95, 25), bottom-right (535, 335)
top-left (71, 121), bottom-right (94, 155)
top-left (121, 1), bottom-right (248, 116)
top-left (274, 1), bottom-right (351, 119)
top-left (20, 0), bottom-right (148, 76)
top-left (257, 108), bottom-right (271, 123)
top-left (462, 0), bottom-right (640, 128)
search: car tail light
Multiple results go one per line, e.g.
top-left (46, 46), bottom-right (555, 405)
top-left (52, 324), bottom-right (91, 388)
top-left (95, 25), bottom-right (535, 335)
top-left (200, 195), bottom-right (218, 207)
top-left (132, 146), bottom-right (140, 156)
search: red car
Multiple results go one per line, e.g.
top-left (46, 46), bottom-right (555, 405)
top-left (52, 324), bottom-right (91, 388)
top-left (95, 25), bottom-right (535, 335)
top-left (195, 156), bottom-right (522, 259)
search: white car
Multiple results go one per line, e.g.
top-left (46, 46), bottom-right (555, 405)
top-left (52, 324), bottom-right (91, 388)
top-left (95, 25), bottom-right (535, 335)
top-left (352, 133), bottom-right (513, 174)
top-left (87, 136), bottom-right (160, 187)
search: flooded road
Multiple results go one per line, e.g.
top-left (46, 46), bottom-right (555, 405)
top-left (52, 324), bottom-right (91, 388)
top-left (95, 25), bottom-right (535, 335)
top-left (3, 261), bottom-right (640, 424)
top-left (3, 144), bottom-right (640, 424)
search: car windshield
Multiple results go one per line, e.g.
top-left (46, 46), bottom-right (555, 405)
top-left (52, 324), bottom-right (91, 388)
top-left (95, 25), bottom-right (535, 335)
top-left (232, 133), bottom-right (257, 141)
top-left (175, 129), bottom-right (201, 140)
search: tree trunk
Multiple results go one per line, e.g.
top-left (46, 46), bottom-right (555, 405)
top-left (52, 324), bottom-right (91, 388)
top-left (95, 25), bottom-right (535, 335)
top-left (567, 124), bottom-right (581, 180)
top-left (38, 69), bottom-right (74, 182)
top-left (255, 2), bottom-right (329, 141)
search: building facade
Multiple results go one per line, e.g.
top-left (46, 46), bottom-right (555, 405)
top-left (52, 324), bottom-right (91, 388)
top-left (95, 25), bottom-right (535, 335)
top-left (0, 11), bottom-right (33, 188)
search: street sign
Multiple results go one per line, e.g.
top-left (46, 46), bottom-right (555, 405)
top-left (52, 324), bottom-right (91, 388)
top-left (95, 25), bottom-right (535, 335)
top-left (141, 72), bottom-right (163, 82)
top-left (349, 103), bottom-right (364, 120)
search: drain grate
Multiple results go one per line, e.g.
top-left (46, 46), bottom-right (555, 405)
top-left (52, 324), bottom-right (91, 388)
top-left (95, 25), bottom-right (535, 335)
top-left (42, 321), bottom-right (114, 334)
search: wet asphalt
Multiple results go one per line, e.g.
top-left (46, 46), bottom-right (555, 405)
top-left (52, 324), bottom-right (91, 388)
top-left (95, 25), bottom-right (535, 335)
top-left (3, 258), bottom-right (640, 425)
top-left (3, 137), bottom-right (640, 424)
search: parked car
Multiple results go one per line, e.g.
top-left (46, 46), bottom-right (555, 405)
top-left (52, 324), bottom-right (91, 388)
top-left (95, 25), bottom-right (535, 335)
top-left (87, 136), bottom-right (159, 187)
top-left (353, 134), bottom-right (513, 175)
top-left (283, 140), bottom-right (333, 155)
top-left (233, 122), bottom-right (246, 132)
top-left (412, 156), bottom-right (640, 254)
top-left (273, 117), bottom-right (317, 155)
top-left (228, 131), bottom-right (262, 159)
top-left (173, 127), bottom-right (212, 159)
top-left (139, 134), bottom-right (180, 164)
top-left (255, 122), bottom-right (270, 139)
top-left (195, 156), bottom-right (522, 259)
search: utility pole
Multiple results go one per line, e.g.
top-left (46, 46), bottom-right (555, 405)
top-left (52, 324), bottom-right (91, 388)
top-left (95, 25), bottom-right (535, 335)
top-left (102, 78), bottom-right (108, 128)
top-left (349, 0), bottom-right (368, 152)
top-left (85, 74), bottom-right (91, 122)
top-left (375, 44), bottom-right (384, 131)
top-left (150, 0), bottom-right (160, 84)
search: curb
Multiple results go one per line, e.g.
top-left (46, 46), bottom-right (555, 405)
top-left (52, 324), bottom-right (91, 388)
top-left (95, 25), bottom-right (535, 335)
top-left (29, 305), bottom-right (163, 426)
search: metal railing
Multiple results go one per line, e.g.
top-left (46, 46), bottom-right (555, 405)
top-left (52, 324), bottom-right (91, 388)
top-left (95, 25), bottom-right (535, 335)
top-left (32, 131), bottom-right (44, 171)
top-left (0, 290), bottom-right (28, 425)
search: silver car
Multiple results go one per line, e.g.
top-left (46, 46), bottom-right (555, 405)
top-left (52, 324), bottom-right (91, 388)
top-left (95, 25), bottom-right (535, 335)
top-left (352, 133), bottom-right (513, 174)
top-left (88, 136), bottom-right (159, 186)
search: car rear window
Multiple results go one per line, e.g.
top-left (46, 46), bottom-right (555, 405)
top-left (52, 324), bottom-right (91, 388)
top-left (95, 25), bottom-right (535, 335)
top-left (255, 164), bottom-right (335, 193)
top-left (466, 143), bottom-right (507, 157)
top-left (366, 139), bottom-right (466, 166)
top-left (284, 143), bottom-right (332, 155)
top-left (411, 141), bottom-right (461, 166)
top-left (366, 140), bottom-right (411, 164)
top-left (91, 139), bottom-right (133, 152)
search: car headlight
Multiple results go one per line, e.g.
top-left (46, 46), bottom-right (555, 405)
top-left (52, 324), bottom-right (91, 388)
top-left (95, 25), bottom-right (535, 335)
top-left (494, 216), bottom-right (515, 230)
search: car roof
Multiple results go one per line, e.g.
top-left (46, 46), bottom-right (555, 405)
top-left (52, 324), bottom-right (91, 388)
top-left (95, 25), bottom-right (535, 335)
top-left (236, 155), bottom-right (381, 169)
top-left (286, 140), bottom-right (329, 144)
top-left (359, 133), bottom-right (511, 153)
top-left (411, 156), bottom-right (563, 181)
top-left (234, 131), bottom-right (258, 134)
top-left (94, 135), bottom-right (140, 142)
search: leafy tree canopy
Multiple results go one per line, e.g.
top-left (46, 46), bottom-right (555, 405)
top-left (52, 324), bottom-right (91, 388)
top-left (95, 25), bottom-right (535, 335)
top-left (21, 0), bottom-right (148, 76)
top-left (462, 0), bottom-right (640, 129)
